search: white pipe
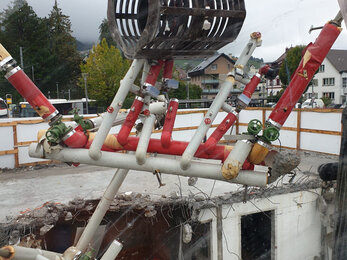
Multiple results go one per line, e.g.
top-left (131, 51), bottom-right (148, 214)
top-left (222, 140), bottom-right (253, 180)
top-left (180, 75), bottom-right (235, 169)
top-left (149, 101), bottom-right (167, 115)
top-left (35, 255), bottom-right (50, 260)
top-left (234, 36), bottom-right (262, 67)
top-left (136, 114), bottom-right (156, 164)
top-left (88, 59), bottom-right (144, 160)
top-left (100, 240), bottom-right (123, 260)
top-left (141, 60), bottom-right (150, 85)
top-left (75, 168), bottom-right (128, 252)
top-left (12, 246), bottom-right (61, 260)
top-left (29, 144), bottom-right (268, 187)
top-left (221, 103), bottom-right (234, 113)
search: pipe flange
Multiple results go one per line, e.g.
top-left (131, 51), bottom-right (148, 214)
top-left (0, 246), bottom-right (15, 260)
top-left (45, 110), bottom-right (59, 121)
top-left (62, 129), bottom-right (76, 141)
top-left (266, 118), bottom-right (282, 129)
top-left (5, 66), bottom-right (21, 79)
top-left (0, 56), bottom-right (12, 68)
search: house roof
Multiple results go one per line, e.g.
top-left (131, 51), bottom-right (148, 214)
top-left (326, 49), bottom-right (347, 73)
top-left (188, 53), bottom-right (235, 77)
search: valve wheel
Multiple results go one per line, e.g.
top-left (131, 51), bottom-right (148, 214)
top-left (46, 130), bottom-right (59, 143)
top-left (263, 126), bottom-right (280, 142)
top-left (247, 119), bottom-right (263, 135)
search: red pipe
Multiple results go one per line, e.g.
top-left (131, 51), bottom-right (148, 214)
top-left (63, 129), bottom-right (88, 148)
top-left (117, 96), bottom-right (144, 145)
top-left (161, 99), bottom-right (179, 148)
top-left (242, 74), bottom-right (261, 100)
top-left (204, 74), bottom-right (261, 153)
top-left (163, 60), bottom-right (174, 80)
top-left (7, 69), bottom-right (58, 120)
top-left (86, 135), bottom-right (232, 162)
top-left (204, 112), bottom-right (238, 154)
top-left (145, 60), bottom-right (165, 86)
top-left (268, 23), bottom-right (341, 127)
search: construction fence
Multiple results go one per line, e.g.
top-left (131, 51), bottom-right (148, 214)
top-left (0, 108), bottom-right (342, 169)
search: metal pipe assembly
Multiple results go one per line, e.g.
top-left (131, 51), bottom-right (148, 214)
top-left (1, 1), bottom-right (345, 259)
top-left (88, 59), bottom-right (145, 160)
top-left (180, 32), bottom-right (262, 170)
top-left (0, 44), bottom-right (58, 121)
top-left (117, 96), bottom-right (144, 146)
top-left (161, 99), bottom-right (179, 148)
top-left (136, 114), bottom-right (156, 164)
top-left (75, 168), bottom-right (128, 253)
top-left (100, 240), bottom-right (123, 260)
top-left (180, 75), bottom-right (235, 169)
top-left (29, 143), bottom-right (268, 187)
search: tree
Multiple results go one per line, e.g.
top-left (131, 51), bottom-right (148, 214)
top-left (79, 38), bottom-right (130, 106)
top-left (169, 81), bottom-right (201, 100)
top-left (0, 0), bottom-right (51, 101)
top-left (279, 46), bottom-right (305, 87)
top-left (99, 18), bottom-right (117, 47)
top-left (47, 0), bottom-right (81, 92)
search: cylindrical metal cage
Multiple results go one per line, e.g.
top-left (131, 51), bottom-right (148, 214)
top-left (107, 0), bottom-right (246, 59)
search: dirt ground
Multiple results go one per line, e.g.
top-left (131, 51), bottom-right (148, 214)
top-left (0, 149), bottom-right (338, 223)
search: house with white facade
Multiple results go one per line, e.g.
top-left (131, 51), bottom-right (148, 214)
top-left (309, 49), bottom-right (347, 104)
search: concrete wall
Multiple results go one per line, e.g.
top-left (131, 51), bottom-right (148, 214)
top-left (0, 108), bottom-right (342, 168)
top-left (199, 190), bottom-right (321, 260)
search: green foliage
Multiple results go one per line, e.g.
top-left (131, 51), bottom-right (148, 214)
top-left (247, 56), bottom-right (264, 69)
top-left (279, 46), bottom-right (305, 86)
top-left (0, 0), bottom-right (82, 101)
top-left (79, 39), bottom-right (130, 106)
top-left (46, 1), bottom-right (81, 91)
top-left (99, 18), bottom-right (117, 47)
top-left (321, 96), bottom-right (332, 106)
top-left (169, 81), bottom-right (201, 100)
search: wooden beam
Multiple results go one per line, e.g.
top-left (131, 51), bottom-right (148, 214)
top-left (13, 125), bottom-right (19, 168)
top-left (0, 149), bottom-right (17, 156)
top-left (297, 110), bottom-right (301, 150)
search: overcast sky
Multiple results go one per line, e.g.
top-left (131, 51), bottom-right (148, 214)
top-left (0, 0), bottom-right (346, 62)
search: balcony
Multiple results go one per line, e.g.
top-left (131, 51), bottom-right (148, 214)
top-left (201, 79), bottom-right (220, 85)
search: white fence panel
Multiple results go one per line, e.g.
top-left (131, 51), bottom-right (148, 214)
top-left (0, 126), bottom-right (14, 150)
top-left (0, 109), bottom-right (343, 169)
top-left (301, 132), bottom-right (341, 154)
top-left (301, 111), bottom-right (341, 131)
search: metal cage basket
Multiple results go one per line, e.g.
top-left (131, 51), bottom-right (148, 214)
top-left (107, 0), bottom-right (246, 59)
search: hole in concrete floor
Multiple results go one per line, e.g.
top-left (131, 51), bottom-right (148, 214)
top-left (44, 204), bottom-right (211, 260)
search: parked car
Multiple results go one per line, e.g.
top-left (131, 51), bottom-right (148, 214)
top-left (301, 98), bottom-right (324, 108)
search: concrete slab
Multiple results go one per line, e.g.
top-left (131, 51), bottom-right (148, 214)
top-left (0, 150), bottom-right (338, 223)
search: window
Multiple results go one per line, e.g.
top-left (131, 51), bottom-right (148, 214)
top-left (323, 92), bottom-right (335, 99)
top-left (323, 78), bottom-right (335, 86)
top-left (211, 64), bottom-right (217, 70)
top-left (343, 77), bottom-right (347, 88)
top-left (312, 79), bottom-right (318, 86)
top-left (319, 64), bottom-right (325, 72)
top-left (227, 63), bottom-right (231, 70)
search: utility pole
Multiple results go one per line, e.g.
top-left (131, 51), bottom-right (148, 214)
top-left (31, 65), bottom-right (35, 83)
top-left (19, 47), bottom-right (24, 71)
top-left (332, 107), bottom-right (347, 259)
top-left (82, 73), bottom-right (89, 114)
top-left (56, 82), bottom-right (59, 99)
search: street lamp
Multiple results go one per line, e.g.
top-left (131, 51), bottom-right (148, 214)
top-left (82, 73), bottom-right (89, 114)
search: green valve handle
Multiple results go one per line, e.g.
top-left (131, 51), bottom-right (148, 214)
top-left (46, 120), bottom-right (71, 144)
top-left (263, 126), bottom-right (280, 142)
top-left (247, 119), bottom-right (263, 135)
